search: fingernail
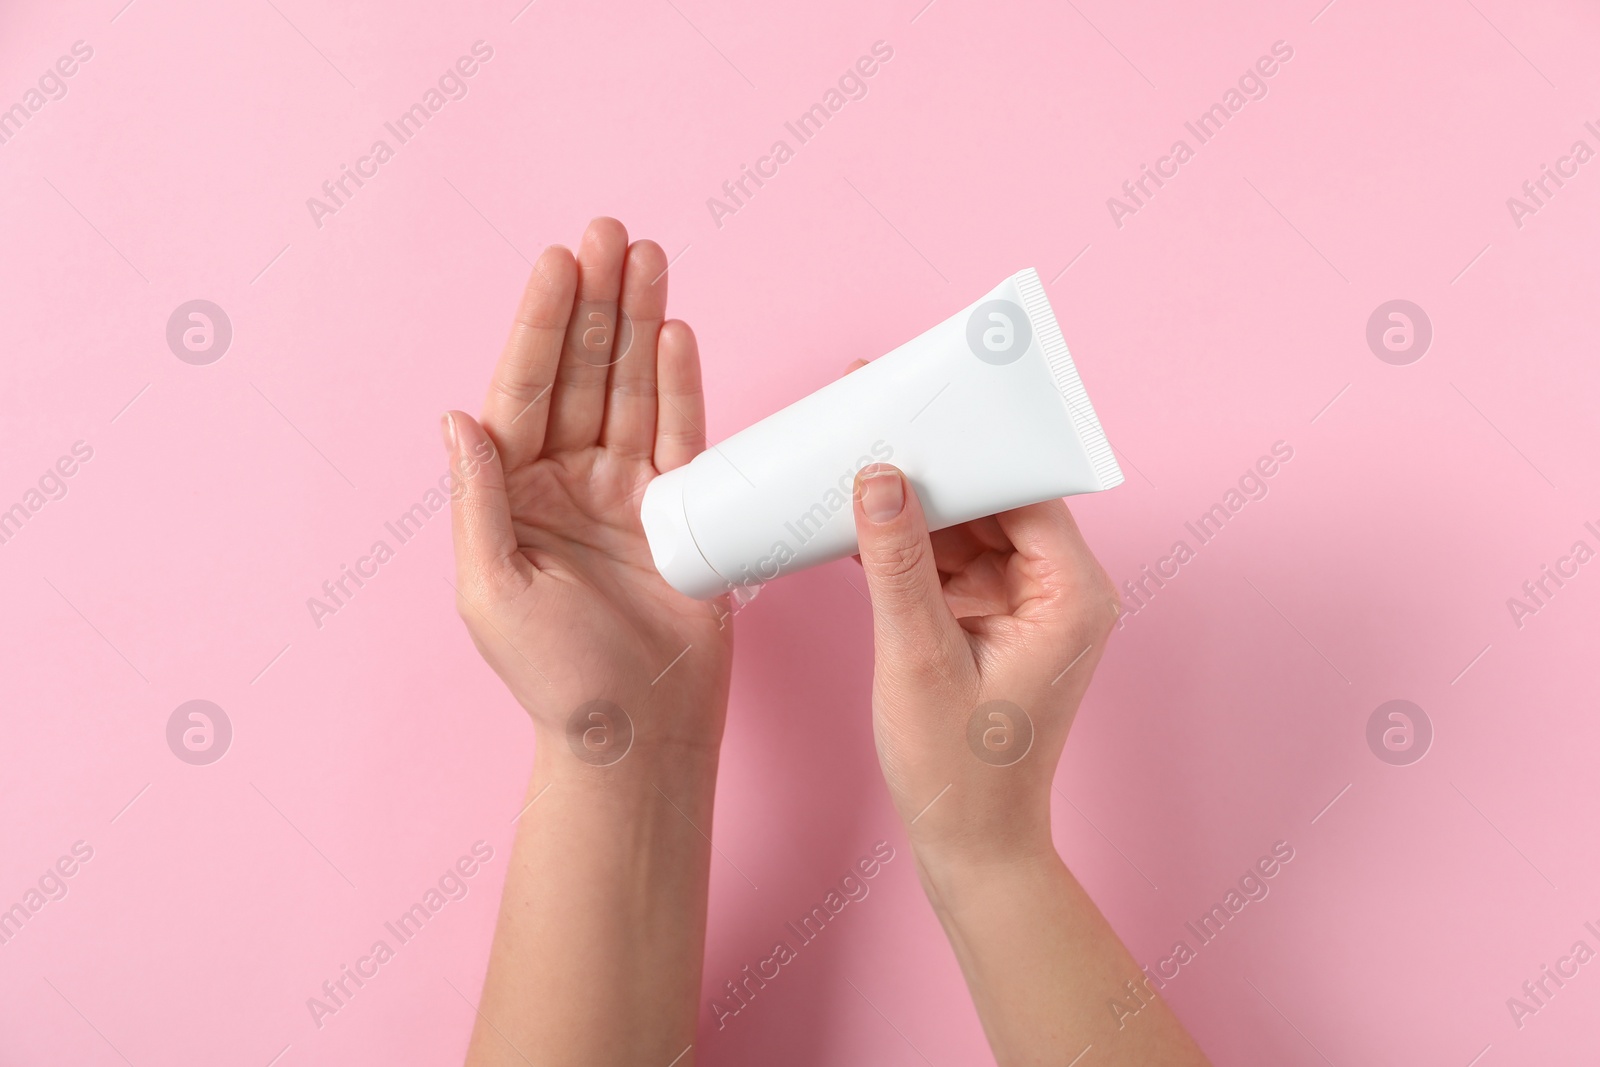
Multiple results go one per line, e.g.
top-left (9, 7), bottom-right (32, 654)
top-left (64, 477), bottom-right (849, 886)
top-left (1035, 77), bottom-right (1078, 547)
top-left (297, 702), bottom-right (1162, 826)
top-left (860, 469), bottom-right (904, 522)
top-left (440, 412), bottom-right (457, 452)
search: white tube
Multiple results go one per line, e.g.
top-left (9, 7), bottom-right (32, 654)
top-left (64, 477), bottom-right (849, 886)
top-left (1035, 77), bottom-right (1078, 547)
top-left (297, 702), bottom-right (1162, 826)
top-left (640, 267), bottom-right (1123, 599)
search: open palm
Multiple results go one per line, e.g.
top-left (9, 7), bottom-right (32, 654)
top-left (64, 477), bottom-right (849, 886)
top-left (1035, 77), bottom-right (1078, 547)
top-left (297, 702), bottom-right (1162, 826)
top-left (446, 218), bottom-right (733, 755)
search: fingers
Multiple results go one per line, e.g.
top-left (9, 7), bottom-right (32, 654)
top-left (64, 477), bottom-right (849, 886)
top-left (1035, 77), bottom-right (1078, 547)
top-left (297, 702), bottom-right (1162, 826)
top-left (443, 410), bottom-right (530, 599)
top-left (653, 320), bottom-right (707, 473)
top-left (994, 500), bottom-right (1119, 625)
top-left (481, 245), bottom-right (577, 470)
top-left (851, 463), bottom-right (969, 674)
top-left (599, 240), bottom-right (668, 457)
top-left (928, 516), bottom-right (1009, 574)
top-left (544, 217), bottom-right (630, 453)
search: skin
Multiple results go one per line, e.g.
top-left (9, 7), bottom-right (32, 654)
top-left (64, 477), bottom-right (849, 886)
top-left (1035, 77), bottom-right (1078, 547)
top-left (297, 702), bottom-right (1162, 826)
top-left (848, 459), bottom-right (1212, 1066)
top-left (448, 217), bottom-right (1210, 1065)
top-left (447, 218), bottom-right (732, 1066)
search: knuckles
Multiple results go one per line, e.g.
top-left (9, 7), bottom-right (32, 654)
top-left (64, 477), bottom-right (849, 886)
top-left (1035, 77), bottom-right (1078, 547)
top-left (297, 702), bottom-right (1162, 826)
top-left (864, 535), bottom-right (930, 586)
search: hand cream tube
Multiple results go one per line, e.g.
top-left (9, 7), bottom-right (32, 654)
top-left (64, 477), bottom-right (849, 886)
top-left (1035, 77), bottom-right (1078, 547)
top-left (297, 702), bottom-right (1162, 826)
top-left (640, 267), bottom-right (1123, 599)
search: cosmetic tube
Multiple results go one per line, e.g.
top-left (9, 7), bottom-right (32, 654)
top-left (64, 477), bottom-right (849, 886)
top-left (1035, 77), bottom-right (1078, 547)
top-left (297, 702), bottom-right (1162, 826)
top-left (641, 267), bottom-right (1122, 599)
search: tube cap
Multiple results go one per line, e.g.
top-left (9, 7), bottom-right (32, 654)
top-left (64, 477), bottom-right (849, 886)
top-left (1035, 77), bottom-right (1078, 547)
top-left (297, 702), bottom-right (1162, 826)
top-left (640, 466), bottom-right (729, 600)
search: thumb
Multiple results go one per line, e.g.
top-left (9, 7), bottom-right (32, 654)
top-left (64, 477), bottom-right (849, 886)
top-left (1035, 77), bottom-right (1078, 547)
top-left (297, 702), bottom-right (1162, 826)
top-left (851, 464), bottom-right (965, 669)
top-left (443, 410), bottom-right (527, 598)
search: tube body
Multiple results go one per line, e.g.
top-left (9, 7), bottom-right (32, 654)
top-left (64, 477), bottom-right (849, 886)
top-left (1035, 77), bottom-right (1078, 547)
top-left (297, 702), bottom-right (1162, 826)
top-left (640, 268), bottom-right (1123, 599)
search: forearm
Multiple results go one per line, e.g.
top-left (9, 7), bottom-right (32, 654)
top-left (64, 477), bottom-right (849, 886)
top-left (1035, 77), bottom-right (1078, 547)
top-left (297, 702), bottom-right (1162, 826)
top-left (466, 731), bottom-right (718, 1066)
top-left (915, 844), bottom-right (1210, 1067)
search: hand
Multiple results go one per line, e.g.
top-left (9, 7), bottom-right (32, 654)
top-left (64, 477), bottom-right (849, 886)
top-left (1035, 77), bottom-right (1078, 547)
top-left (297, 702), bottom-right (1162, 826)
top-left (452, 219), bottom-right (735, 1067)
top-left (850, 467), bottom-right (1212, 1066)
top-left (445, 217), bottom-right (733, 762)
top-left (849, 462), bottom-right (1121, 867)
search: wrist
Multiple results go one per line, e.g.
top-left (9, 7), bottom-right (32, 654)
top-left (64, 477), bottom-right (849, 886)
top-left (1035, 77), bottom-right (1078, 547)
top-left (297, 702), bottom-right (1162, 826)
top-left (894, 780), bottom-right (1056, 890)
top-left (911, 836), bottom-right (1063, 923)
top-left (529, 689), bottom-right (722, 810)
top-left (517, 728), bottom-right (722, 892)
top-left (533, 680), bottom-right (723, 773)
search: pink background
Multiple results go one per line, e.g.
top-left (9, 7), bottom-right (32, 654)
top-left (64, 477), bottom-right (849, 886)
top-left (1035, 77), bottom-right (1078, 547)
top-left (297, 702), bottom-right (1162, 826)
top-left (3, 0), bottom-right (1599, 1063)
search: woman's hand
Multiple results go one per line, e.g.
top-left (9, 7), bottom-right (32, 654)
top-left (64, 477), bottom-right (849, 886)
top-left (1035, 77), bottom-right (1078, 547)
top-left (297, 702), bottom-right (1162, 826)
top-left (446, 216), bottom-right (732, 759)
top-left (850, 461), bottom-right (1120, 866)
top-left (451, 218), bottom-right (732, 1067)
top-left (850, 463), bottom-right (1210, 1066)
